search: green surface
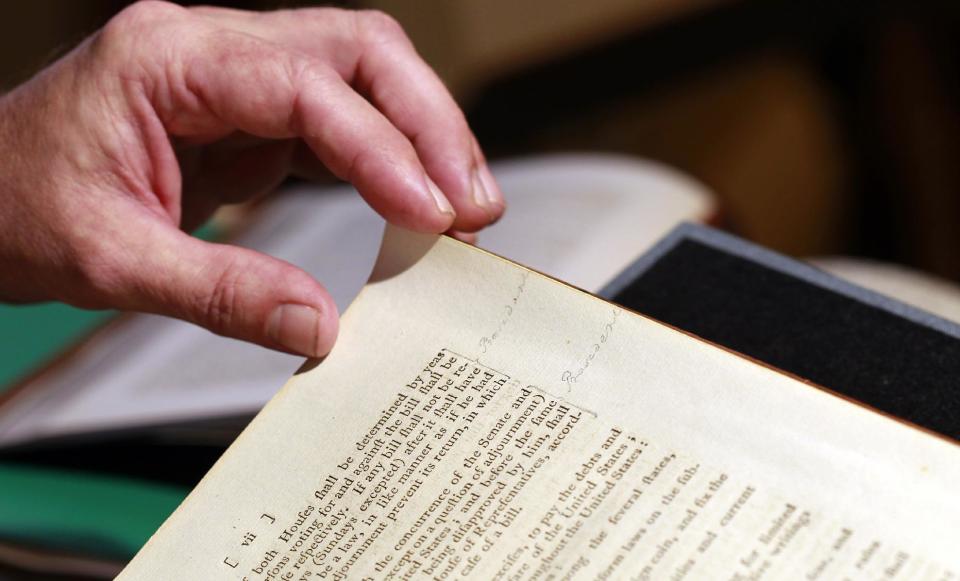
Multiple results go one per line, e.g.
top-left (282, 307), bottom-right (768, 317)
top-left (0, 303), bottom-right (115, 392)
top-left (0, 464), bottom-right (187, 559)
top-left (0, 221), bottom-right (222, 393)
top-left (0, 222), bottom-right (224, 557)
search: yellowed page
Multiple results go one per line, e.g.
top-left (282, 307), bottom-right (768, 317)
top-left (119, 227), bottom-right (960, 580)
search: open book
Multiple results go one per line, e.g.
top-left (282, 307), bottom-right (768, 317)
top-left (118, 227), bottom-right (960, 579)
top-left (0, 154), bottom-right (712, 454)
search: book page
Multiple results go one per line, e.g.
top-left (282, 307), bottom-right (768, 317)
top-left (119, 227), bottom-right (960, 580)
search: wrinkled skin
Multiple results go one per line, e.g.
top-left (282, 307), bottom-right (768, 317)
top-left (0, 1), bottom-right (504, 358)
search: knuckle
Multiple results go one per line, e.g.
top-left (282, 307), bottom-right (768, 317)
top-left (118, 0), bottom-right (183, 23)
top-left (283, 50), bottom-right (322, 89)
top-left (102, 1), bottom-right (182, 41)
top-left (343, 146), bottom-right (371, 184)
top-left (202, 257), bottom-right (246, 335)
top-left (356, 10), bottom-right (407, 44)
top-left (95, 1), bottom-right (187, 64)
top-left (301, 6), bottom-right (348, 25)
top-left (70, 237), bottom-right (128, 301)
top-left (343, 143), bottom-right (409, 189)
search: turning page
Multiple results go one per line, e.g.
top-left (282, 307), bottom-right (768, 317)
top-left (120, 227), bottom-right (960, 580)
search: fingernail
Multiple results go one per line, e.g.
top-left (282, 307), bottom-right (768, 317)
top-left (267, 303), bottom-right (322, 357)
top-left (479, 165), bottom-right (505, 208)
top-left (471, 168), bottom-right (491, 211)
top-left (425, 175), bottom-right (455, 217)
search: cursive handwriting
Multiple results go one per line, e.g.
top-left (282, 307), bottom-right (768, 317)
top-left (561, 308), bottom-right (620, 391)
top-left (478, 270), bottom-right (530, 358)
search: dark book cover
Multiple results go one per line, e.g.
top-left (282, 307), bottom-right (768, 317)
top-left (601, 223), bottom-right (960, 441)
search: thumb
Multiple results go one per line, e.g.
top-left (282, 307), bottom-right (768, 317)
top-left (114, 228), bottom-right (339, 358)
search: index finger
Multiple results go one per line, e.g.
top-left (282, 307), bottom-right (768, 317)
top-left (190, 6), bottom-right (506, 232)
top-left (117, 6), bottom-right (456, 233)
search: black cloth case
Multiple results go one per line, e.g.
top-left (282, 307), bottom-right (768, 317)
top-left (600, 223), bottom-right (960, 441)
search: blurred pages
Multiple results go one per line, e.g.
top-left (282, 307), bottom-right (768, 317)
top-left (119, 227), bottom-right (959, 579)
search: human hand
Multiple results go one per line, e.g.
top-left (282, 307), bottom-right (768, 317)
top-left (0, 1), bottom-right (504, 358)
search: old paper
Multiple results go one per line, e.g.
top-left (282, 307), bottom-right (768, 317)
top-left (119, 227), bottom-right (960, 580)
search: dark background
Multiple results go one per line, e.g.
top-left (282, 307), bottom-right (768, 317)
top-left (3, 0), bottom-right (960, 278)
